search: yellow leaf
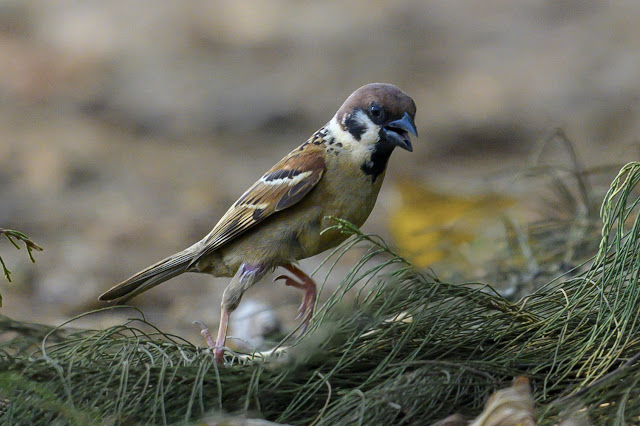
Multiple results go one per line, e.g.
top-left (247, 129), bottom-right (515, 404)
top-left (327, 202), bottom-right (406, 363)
top-left (389, 182), bottom-right (514, 268)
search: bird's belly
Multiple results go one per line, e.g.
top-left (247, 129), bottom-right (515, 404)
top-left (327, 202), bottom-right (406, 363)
top-left (208, 204), bottom-right (324, 276)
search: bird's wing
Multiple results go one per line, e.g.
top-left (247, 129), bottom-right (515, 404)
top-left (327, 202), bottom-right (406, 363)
top-left (190, 141), bottom-right (326, 265)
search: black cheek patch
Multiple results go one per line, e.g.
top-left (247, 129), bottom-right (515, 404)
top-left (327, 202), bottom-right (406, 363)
top-left (344, 112), bottom-right (367, 141)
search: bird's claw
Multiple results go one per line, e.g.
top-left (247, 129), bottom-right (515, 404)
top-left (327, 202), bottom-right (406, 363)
top-left (274, 274), bottom-right (316, 336)
top-left (193, 320), bottom-right (207, 330)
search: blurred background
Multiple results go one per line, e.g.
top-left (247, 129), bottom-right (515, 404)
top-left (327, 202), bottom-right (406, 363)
top-left (0, 0), bottom-right (639, 348)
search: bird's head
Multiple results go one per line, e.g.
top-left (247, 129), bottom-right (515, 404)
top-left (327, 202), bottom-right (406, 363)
top-left (333, 83), bottom-right (418, 152)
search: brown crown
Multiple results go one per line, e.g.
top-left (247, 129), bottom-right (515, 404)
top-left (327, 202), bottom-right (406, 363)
top-left (336, 83), bottom-right (417, 122)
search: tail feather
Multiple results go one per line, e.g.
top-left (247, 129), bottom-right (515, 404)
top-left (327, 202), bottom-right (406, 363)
top-left (99, 249), bottom-right (194, 303)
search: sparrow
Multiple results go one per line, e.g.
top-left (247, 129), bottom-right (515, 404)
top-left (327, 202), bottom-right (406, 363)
top-left (99, 83), bottom-right (418, 364)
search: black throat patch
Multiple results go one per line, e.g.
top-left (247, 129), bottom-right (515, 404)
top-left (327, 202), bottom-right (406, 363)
top-left (343, 111), bottom-right (367, 141)
top-left (361, 142), bottom-right (395, 182)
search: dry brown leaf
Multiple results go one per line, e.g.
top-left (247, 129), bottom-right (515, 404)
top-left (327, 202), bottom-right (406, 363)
top-left (432, 376), bottom-right (536, 426)
top-left (469, 376), bottom-right (536, 426)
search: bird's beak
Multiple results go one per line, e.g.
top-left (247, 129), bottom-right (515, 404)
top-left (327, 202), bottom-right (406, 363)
top-left (383, 112), bottom-right (418, 152)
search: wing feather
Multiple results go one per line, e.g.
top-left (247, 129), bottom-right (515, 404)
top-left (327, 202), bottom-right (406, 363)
top-left (189, 142), bottom-right (325, 265)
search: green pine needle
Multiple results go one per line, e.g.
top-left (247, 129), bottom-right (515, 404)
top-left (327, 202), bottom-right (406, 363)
top-left (1, 163), bottom-right (640, 424)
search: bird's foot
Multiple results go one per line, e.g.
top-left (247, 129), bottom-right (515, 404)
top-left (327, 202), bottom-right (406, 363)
top-left (193, 320), bottom-right (225, 365)
top-left (274, 269), bottom-right (317, 335)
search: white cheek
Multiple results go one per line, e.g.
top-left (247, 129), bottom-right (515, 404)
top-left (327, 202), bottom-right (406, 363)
top-left (354, 111), bottom-right (381, 145)
top-left (326, 112), bottom-right (380, 147)
top-left (327, 116), bottom-right (355, 144)
top-left (326, 113), bottom-right (380, 166)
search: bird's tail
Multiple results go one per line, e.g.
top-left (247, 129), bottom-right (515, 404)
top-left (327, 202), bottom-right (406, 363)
top-left (99, 248), bottom-right (195, 304)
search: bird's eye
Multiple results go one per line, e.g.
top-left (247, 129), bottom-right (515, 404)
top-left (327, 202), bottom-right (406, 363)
top-left (369, 104), bottom-right (384, 121)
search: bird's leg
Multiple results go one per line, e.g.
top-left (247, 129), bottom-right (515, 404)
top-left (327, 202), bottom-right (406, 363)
top-left (274, 264), bottom-right (317, 335)
top-left (212, 308), bottom-right (230, 364)
top-left (192, 314), bottom-right (230, 365)
top-left (197, 263), bottom-right (267, 365)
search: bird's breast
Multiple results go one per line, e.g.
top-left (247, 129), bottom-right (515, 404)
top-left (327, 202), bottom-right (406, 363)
top-left (304, 153), bottom-right (385, 254)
